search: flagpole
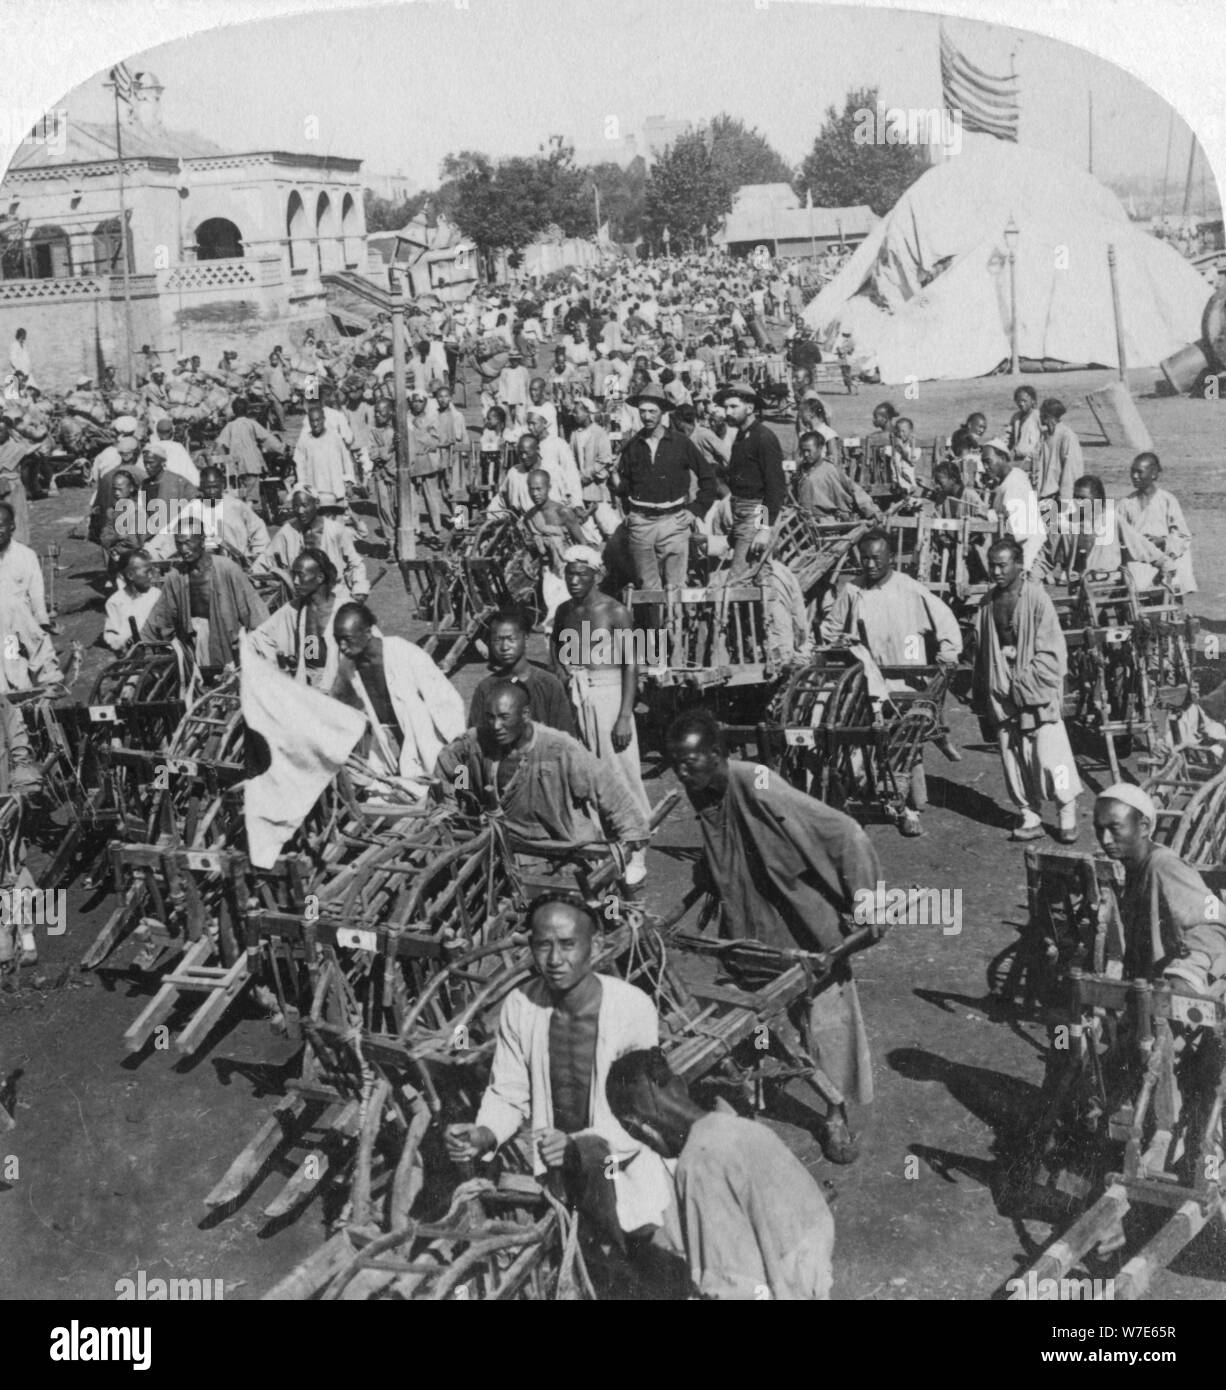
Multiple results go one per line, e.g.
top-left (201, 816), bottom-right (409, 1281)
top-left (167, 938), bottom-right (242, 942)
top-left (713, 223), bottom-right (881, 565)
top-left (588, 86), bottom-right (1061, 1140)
top-left (1088, 90), bottom-right (1094, 175)
top-left (108, 78), bottom-right (136, 389)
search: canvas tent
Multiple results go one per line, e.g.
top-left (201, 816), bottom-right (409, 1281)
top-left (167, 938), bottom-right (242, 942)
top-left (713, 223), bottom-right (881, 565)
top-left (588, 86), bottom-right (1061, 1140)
top-left (803, 141), bottom-right (1212, 383)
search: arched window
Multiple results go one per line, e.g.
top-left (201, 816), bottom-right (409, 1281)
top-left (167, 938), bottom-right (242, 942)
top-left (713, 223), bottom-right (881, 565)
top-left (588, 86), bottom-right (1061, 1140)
top-left (340, 192), bottom-right (361, 269)
top-left (315, 192), bottom-right (339, 273)
top-left (194, 217), bottom-right (244, 261)
top-left (28, 224), bottom-right (72, 279)
top-left (92, 218), bottom-right (133, 274)
top-left (287, 190), bottom-right (307, 272)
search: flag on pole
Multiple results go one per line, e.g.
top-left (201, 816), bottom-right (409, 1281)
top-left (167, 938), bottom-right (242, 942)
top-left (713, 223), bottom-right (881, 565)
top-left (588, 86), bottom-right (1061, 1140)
top-left (939, 23), bottom-right (1020, 142)
top-left (109, 63), bottom-right (138, 104)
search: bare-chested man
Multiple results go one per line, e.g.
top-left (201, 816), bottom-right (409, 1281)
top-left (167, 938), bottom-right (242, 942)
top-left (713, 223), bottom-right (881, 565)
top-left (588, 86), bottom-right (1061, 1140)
top-left (551, 545), bottom-right (652, 886)
top-left (524, 469), bottom-right (590, 630)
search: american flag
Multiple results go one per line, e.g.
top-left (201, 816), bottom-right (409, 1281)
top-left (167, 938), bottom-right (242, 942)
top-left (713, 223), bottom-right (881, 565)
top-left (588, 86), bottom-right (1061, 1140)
top-left (109, 63), bottom-right (139, 104)
top-left (939, 23), bottom-right (1019, 143)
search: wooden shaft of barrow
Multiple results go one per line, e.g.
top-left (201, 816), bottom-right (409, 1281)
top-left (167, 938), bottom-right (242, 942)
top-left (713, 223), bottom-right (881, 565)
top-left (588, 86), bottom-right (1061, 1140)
top-left (1111, 1198), bottom-right (1208, 1300)
top-left (1016, 1182), bottom-right (1130, 1290)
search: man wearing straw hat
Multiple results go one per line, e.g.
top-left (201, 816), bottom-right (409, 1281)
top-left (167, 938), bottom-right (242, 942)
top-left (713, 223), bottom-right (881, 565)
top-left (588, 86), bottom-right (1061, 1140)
top-left (618, 383), bottom-right (717, 592)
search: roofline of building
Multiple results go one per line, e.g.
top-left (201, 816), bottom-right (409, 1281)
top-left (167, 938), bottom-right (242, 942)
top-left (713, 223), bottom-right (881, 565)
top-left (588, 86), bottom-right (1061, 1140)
top-left (186, 151), bottom-right (363, 172)
top-left (6, 148), bottom-right (363, 180)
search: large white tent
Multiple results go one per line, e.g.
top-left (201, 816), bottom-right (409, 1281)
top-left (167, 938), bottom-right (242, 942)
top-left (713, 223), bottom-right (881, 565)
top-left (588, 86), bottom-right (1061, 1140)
top-left (803, 141), bottom-right (1211, 384)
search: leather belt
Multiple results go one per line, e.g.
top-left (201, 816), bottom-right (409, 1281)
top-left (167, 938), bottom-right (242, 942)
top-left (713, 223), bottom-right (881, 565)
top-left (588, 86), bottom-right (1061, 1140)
top-left (628, 498), bottom-right (687, 514)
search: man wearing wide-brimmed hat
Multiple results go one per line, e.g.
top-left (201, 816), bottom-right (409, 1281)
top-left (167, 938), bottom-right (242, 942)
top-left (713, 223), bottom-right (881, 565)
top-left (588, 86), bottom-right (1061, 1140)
top-left (618, 384), bottom-right (718, 591)
top-left (714, 382), bottom-right (786, 579)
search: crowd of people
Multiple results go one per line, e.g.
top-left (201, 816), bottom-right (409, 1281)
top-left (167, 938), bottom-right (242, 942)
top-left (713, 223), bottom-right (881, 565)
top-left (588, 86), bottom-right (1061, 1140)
top-left (0, 244), bottom-right (1219, 1301)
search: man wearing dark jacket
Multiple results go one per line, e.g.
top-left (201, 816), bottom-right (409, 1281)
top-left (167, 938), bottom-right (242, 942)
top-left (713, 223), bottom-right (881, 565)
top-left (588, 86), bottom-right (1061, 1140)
top-left (617, 385), bottom-right (717, 590)
top-left (715, 384), bottom-right (786, 579)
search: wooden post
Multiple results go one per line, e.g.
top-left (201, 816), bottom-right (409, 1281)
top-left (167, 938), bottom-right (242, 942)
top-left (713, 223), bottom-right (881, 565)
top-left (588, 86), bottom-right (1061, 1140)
top-left (108, 81), bottom-right (136, 389)
top-left (1107, 244), bottom-right (1126, 382)
top-left (390, 264), bottom-right (416, 561)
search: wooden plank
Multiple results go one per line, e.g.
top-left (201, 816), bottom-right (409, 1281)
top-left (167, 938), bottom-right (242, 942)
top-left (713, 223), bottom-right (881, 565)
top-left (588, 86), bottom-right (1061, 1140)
top-left (203, 1094), bottom-right (306, 1208)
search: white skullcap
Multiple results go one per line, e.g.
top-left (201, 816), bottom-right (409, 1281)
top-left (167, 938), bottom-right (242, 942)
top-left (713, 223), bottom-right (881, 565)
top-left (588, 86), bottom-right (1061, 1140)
top-left (575, 397), bottom-right (597, 413)
top-left (1097, 782), bottom-right (1157, 825)
top-left (113, 415), bottom-right (139, 435)
top-left (982, 437), bottom-right (1010, 454)
top-left (562, 544), bottom-right (605, 574)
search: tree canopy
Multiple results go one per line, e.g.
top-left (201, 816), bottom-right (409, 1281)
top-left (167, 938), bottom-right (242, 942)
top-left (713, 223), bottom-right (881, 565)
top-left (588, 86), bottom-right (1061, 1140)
top-left (447, 142), bottom-right (592, 259)
top-left (642, 131), bottom-right (730, 252)
top-left (795, 86), bottom-right (925, 216)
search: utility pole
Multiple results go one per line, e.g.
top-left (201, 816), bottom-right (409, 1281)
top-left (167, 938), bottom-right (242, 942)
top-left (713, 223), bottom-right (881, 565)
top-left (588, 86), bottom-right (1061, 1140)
top-left (105, 77), bottom-right (136, 388)
top-left (390, 264), bottom-right (416, 561)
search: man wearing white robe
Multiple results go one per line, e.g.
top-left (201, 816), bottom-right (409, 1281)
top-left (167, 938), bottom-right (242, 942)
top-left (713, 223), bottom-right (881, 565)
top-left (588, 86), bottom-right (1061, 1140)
top-left (1116, 453), bottom-right (1197, 595)
top-left (983, 439), bottom-right (1046, 575)
top-left (292, 404), bottom-right (353, 507)
top-left (445, 898), bottom-right (675, 1243)
top-left (0, 504), bottom-right (49, 627)
top-left (331, 603), bottom-right (464, 796)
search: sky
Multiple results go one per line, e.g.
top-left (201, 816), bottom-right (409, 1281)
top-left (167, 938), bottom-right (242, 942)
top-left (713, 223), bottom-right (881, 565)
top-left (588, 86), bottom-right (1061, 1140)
top-left (51, 0), bottom-right (1210, 199)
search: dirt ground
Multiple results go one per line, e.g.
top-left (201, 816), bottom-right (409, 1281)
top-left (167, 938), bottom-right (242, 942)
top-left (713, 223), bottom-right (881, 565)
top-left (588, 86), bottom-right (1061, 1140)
top-left (2, 358), bottom-right (1224, 1301)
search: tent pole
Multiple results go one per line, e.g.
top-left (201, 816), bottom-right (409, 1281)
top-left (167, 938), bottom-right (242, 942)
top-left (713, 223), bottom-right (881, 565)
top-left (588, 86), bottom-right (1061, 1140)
top-left (1107, 243), bottom-right (1126, 383)
top-left (1088, 90), bottom-right (1094, 175)
top-left (1181, 134), bottom-right (1197, 222)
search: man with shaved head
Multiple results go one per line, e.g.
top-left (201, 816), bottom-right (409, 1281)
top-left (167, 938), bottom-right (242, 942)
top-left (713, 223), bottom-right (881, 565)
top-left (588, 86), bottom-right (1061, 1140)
top-left (1117, 452), bottom-right (1197, 595)
top-left (145, 466), bottom-right (269, 568)
top-left (527, 408), bottom-right (583, 507)
top-left (488, 432), bottom-right (572, 519)
top-left (435, 679), bottom-right (649, 864)
top-left (258, 484), bottom-right (368, 598)
top-left (445, 894), bottom-right (674, 1248)
top-left (667, 708), bottom-right (885, 1164)
top-left (973, 536), bottom-right (1081, 843)
top-left (331, 601), bottom-right (464, 795)
top-left (606, 1047), bottom-right (834, 1299)
top-left (141, 517), bottom-right (268, 671)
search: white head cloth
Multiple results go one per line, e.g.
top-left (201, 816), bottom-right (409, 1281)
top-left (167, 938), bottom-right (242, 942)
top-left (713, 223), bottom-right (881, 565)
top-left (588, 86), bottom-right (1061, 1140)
top-left (562, 544), bottom-right (605, 575)
top-left (1097, 782), bottom-right (1157, 826)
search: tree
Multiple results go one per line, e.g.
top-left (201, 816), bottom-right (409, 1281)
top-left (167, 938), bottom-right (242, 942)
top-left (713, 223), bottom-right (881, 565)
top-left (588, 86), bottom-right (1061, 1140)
top-left (586, 156), bottom-right (647, 242)
top-left (795, 86), bottom-right (926, 216)
top-left (447, 143), bottom-right (592, 274)
top-left (362, 188), bottom-right (429, 234)
top-left (708, 113), bottom-right (794, 190)
top-left (643, 131), bottom-right (733, 252)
